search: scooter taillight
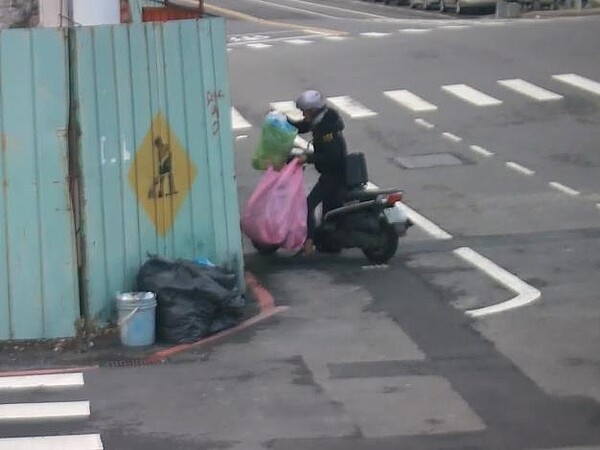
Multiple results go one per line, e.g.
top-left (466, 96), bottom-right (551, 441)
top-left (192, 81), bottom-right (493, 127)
top-left (386, 192), bottom-right (403, 205)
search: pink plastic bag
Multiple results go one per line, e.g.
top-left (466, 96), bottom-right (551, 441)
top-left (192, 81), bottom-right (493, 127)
top-left (241, 160), bottom-right (307, 250)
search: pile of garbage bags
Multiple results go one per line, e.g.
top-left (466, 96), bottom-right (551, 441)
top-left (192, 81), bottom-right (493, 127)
top-left (138, 257), bottom-right (245, 344)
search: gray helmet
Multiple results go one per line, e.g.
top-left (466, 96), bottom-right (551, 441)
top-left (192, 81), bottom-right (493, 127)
top-left (295, 90), bottom-right (326, 112)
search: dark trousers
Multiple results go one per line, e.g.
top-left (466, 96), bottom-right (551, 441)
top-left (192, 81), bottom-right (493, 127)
top-left (307, 176), bottom-right (344, 240)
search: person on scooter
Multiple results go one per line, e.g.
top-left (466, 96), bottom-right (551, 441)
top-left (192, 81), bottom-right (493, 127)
top-left (288, 90), bottom-right (348, 255)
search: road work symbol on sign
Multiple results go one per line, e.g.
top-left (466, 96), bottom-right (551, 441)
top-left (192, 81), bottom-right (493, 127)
top-left (129, 113), bottom-right (197, 236)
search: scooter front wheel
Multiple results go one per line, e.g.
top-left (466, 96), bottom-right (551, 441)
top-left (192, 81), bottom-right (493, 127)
top-left (252, 241), bottom-right (279, 255)
top-left (362, 225), bottom-right (399, 264)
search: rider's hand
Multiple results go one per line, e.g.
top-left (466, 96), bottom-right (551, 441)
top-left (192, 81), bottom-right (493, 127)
top-left (296, 154), bottom-right (308, 164)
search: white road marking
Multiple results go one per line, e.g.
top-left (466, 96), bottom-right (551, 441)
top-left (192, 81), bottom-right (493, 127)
top-left (442, 132), bottom-right (463, 143)
top-left (506, 161), bottom-right (535, 176)
top-left (0, 434), bottom-right (103, 450)
top-left (246, 43), bottom-right (272, 49)
top-left (597, 203), bottom-right (600, 210)
top-left (454, 247), bottom-right (541, 317)
top-left (399, 28), bottom-right (431, 33)
top-left (0, 373), bottom-right (84, 391)
top-left (553, 73), bottom-right (600, 96)
top-left (235, 135), bottom-right (248, 141)
top-left (285, 39), bottom-right (312, 45)
top-left (361, 264), bottom-right (389, 270)
top-left (360, 32), bottom-right (392, 37)
top-left (385, 90), bottom-right (438, 112)
top-left (549, 181), bottom-right (580, 196)
top-left (498, 79), bottom-right (563, 101)
top-left (0, 401), bottom-right (90, 421)
top-left (415, 118), bottom-right (436, 129)
top-left (469, 145), bottom-right (494, 157)
top-left (327, 96), bottom-right (378, 118)
top-left (324, 36), bottom-right (349, 41)
top-left (439, 25), bottom-right (470, 30)
top-left (231, 108), bottom-right (251, 131)
top-left (366, 182), bottom-right (453, 240)
top-left (270, 101), bottom-right (303, 122)
top-left (442, 84), bottom-right (503, 106)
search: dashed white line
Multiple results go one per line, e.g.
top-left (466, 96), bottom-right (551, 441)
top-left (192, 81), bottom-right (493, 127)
top-left (442, 132), bottom-right (463, 143)
top-left (360, 32), bottom-right (392, 37)
top-left (324, 36), bottom-right (349, 41)
top-left (0, 401), bottom-right (90, 421)
top-left (327, 96), bottom-right (378, 118)
top-left (442, 84), bottom-right (503, 106)
top-left (549, 181), bottom-right (580, 196)
top-left (439, 25), bottom-right (470, 30)
top-left (415, 118), bottom-right (436, 129)
top-left (469, 145), bottom-right (494, 157)
top-left (506, 161), bottom-right (535, 176)
top-left (246, 43), bottom-right (272, 49)
top-left (235, 135), bottom-right (248, 141)
top-left (399, 28), bottom-right (431, 34)
top-left (454, 247), bottom-right (541, 317)
top-left (553, 73), bottom-right (600, 96)
top-left (366, 181), bottom-right (453, 240)
top-left (498, 79), bottom-right (563, 101)
top-left (0, 373), bottom-right (84, 391)
top-left (0, 434), bottom-right (103, 450)
top-left (285, 39), bottom-right (312, 45)
top-left (385, 90), bottom-right (438, 112)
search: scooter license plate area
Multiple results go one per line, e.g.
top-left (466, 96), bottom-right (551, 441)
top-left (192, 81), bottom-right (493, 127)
top-left (383, 203), bottom-right (407, 224)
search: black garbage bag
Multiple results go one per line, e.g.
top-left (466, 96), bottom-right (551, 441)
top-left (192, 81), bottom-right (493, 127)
top-left (137, 257), bottom-right (245, 344)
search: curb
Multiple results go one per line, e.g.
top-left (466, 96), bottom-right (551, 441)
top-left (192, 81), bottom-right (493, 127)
top-left (0, 271), bottom-right (284, 376)
top-left (144, 270), bottom-right (286, 363)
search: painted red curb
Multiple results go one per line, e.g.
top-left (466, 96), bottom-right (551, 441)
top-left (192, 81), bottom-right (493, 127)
top-left (245, 271), bottom-right (275, 311)
top-left (145, 270), bottom-right (282, 363)
top-left (0, 365), bottom-right (99, 378)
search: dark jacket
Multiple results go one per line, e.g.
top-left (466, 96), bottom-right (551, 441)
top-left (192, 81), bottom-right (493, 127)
top-left (290, 108), bottom-right (347, 180)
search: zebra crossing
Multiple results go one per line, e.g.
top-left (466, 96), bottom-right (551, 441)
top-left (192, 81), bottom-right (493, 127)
top-left (231, 73), bottom-right (600, 131)
top-left (0, 372), bottom-right (102, 450)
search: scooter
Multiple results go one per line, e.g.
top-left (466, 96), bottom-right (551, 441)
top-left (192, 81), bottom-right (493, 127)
top-left (252, 151), bottom-right (412, 264)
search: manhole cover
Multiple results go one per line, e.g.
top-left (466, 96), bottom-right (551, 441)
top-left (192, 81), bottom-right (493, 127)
top-left (395, 153), bottom-right (464, 169)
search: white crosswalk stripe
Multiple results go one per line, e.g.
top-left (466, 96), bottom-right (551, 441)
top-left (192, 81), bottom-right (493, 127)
top-left (0, 372), bottom-right (103, 449)
top-left (384, 90), bottom-right (438, 112)
top-left (0, 373), bottom-right (84, 391)
top-left (360, 32), bottom-right (391, 38)
top-left (0, 434), bottom-right (103, 450)
top-left (285, 39), bottom-right (312, 45)
top-left (0, 401), bottom-right (90, 421)
top-left (498, 79), bottom-right (563, 101)
top-left (270, 101), bottom-right (303, 122)
top-left (327, 96), bottom-right (378, 118)
top-left (442, 84), bottom-right (503, 106)
top-left (246, 43), bottom-right (271, 49)
top-left (553, 73), bottom-right (600, 96)
top-left (231, 108), bottom-right (251, 131)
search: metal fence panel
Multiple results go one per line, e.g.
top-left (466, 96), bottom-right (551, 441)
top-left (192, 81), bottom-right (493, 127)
top-left (0, 28), bottom-right (79, 339)
top-left (73, 17), bottom-right (243, 323)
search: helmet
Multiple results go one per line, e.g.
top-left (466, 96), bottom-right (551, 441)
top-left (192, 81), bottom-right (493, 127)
top-left (295, 90), bottom-right (326, 112)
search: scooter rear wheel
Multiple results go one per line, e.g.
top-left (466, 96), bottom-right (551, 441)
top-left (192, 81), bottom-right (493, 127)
top-left (362, 225), bottom-right (399, 264)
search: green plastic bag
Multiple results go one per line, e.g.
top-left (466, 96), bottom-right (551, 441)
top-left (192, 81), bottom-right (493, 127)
top-left (252, 112), bottom-right (298, 171)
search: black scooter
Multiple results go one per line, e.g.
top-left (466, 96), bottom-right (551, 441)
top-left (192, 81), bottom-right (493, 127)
top-left (252, 153), bottom-right (412, 264)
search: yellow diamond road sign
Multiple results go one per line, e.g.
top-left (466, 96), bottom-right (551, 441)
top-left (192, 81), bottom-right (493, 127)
top-left (129, 113), bottom-right (197, 236)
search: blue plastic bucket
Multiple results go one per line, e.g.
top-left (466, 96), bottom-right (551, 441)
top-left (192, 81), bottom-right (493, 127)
top-left (116, 292), bottom-right (157, 347)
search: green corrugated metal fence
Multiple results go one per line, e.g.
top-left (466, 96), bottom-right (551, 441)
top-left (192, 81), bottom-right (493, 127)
top-left (0, 28), bottom-right (80, 339)
top-left (0, 16), bottom-right (243, 339)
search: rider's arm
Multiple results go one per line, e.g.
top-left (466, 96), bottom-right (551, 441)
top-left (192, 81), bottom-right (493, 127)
top-left (287, 117), bottom-right (311, 134)
top-left (306, 131), bottom-right (347, 172)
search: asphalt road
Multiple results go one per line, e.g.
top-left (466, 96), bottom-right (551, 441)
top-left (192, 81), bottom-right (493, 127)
top-left (2, 1), bottom-right (598, 449)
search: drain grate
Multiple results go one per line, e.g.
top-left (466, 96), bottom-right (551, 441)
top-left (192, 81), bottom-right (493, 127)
top-left (101, 358), bottom-right (162, 368)
top-left (395, 153), bottom-right (465, 169)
